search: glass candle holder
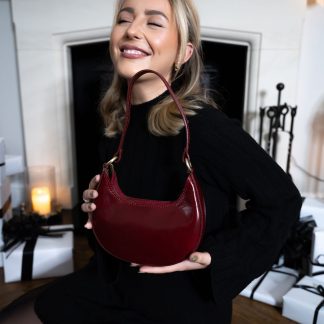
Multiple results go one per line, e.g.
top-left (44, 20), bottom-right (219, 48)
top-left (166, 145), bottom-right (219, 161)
top-left (27, 165), bottom-right (57, 217)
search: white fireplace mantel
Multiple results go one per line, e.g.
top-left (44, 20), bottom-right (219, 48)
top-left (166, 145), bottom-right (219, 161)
top-left (11, 0), bottom-right (306, 208)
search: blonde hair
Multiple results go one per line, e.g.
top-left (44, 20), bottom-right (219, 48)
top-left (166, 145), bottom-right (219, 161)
top-left (100, 0), bottom-right (216, 137)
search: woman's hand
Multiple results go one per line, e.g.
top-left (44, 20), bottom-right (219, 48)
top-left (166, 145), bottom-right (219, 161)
top-left (133, 252), bottom-right (211, 274)
top-left (81, 174), bottom-right (100, 229)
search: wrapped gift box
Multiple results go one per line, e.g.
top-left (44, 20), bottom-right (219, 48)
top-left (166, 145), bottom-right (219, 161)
top-left (0, 177), bottom-right (12, 267)
top-left (0, 221), bottom-right (3, 268)
top-left (240, 266), bottom-right (299, 306)
top-left (310, 228), bottom-right (324, 283)
top-left (3, 224), bottom-right (74, 283)
top-left (0, 138), bottom-right (5, 186)
top-left (301, 197), bottom-right (324, 228)
top-left (283, 276), bottom-right (324, 324)
top-left (4, 155), bottom-right (24, 176)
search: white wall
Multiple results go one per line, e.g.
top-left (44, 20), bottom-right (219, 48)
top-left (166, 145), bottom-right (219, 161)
top-left (0, 0), bottom-right (26, 207)
top-left (9, 0), bottom-right (314, 207)
top-left (295, 4), bottom-right (324, 198)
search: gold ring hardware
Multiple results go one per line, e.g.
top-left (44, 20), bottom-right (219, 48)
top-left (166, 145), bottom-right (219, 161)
top-left (185, 158), bottom-right (193, 173)
top-left (106, 155), bottom-right (118, 165)
top-left (104, 155), bottom-right (118, 172)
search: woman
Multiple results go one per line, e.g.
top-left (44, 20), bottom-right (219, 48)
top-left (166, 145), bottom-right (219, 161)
top-left (3, 0), bottom-right (302, 323)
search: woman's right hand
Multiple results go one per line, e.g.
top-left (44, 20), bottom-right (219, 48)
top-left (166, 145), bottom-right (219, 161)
top-left (81, 174), bottom-right (100, 229)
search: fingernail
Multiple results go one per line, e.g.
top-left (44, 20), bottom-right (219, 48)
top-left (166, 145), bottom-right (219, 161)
top-left (190, 255), bottom-right (198, 262)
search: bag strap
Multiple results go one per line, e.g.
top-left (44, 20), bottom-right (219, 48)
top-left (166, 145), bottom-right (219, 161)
top-left (111, 69), bottom-right (192, 169)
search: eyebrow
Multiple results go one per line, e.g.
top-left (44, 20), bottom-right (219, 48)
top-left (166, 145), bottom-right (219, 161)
top-left (118, 7), bottom-right (169, 21)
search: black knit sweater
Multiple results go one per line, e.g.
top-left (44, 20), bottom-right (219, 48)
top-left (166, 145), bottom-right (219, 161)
top-left (94, 92), bottom-right (302, 319)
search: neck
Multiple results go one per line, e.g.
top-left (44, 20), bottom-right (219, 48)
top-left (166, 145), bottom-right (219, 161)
top-left (130, 74), bottom-right (172, 105)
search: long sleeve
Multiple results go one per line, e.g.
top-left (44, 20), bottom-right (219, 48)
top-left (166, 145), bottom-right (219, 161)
top-left (189, 107), bottom-right (302, 302)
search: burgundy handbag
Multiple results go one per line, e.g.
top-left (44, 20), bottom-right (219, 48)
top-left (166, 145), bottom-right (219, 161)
top-left (92, 69), bottom-right (206, 266)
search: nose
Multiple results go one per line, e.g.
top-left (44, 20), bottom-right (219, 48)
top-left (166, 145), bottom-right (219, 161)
top-left (125, 20), bottom-right (143, 39)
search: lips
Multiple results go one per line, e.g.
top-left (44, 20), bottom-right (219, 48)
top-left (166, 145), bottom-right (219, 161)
top-left (120, 45), bottom-right (150, 58)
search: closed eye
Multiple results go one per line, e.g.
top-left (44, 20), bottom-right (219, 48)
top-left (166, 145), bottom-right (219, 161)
top-left (148, 22), bottom-right (163, 28)
top-left (118, 19), bottom-right (132, 24)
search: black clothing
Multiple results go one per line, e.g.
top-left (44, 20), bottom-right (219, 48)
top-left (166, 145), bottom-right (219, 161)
top-left (35, 94), bottom-right (302, 323)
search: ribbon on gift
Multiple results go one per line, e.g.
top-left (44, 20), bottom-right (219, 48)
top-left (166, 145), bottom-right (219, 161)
top-left (293, 284), bottom-right (324, 324)
top-left (2, 214), bottom-right (74, 281)
top-left (249, 265), bottom-right (299, 300)
top-left (310, 255), bottom-right (324, 276)
top-left (0, 196), bottom-right (11, 219)
top-left (2, 213), bottom-right (66, 252)
top-left (282, 215), bottom-right (317, 274)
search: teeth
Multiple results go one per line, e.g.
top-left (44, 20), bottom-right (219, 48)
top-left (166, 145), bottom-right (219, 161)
top-left (123, 49), bottom-right (144, 55)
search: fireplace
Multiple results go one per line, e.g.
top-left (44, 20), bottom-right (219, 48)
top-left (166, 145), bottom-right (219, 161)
top-left (9, 0), bottom-right (306, 209)
top-left (70, 38), bottom-right (251, 203)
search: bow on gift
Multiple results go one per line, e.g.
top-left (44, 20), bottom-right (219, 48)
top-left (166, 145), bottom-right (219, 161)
top-left (294, 284), bottom-right (324, 324)
top-left (282, 215), bottom-right (317, 274)
top-left (2, 214), bottom-right (71, 254)
top-left (2, 214), bottom-right (73, 281)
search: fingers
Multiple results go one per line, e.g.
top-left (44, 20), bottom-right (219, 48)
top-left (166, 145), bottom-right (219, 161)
top-left (81, 201), bottom-right (96, 213)
top-left (81, 175), bottom-right (100, 211)
top-left (81, 174), bottom-right (100, 228)
top-left (84, 215), bottom-right (93, 229)
top-left (138, 252), bottom-right (212, 274)
top-left (139, 260), bottom-right (203, 273)
top-left (83, 189), bottom-right (98, 202)
top-left (189, 252), bottom-right (211, 266)
top-left (89, 174), bottom-right (100, 189)
top-left (82, 175), bottom-right (100, 201)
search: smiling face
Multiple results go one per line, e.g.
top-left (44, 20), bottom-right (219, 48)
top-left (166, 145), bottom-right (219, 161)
top-left (110, 0), bottom-right (179, 83)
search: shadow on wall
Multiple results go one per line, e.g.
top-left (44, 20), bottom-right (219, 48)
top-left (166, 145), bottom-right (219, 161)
top-left (307, 98), bottom-right (324, 197)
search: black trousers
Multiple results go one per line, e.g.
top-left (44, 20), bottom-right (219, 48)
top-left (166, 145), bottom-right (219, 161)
top-left (34, 260), bottom-right (232, 324)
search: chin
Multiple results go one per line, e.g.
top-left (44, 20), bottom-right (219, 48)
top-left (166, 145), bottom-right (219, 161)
top-left (116, 64), bottom-right (147, 80)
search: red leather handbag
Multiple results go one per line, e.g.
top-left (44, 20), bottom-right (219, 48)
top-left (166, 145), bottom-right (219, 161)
top-left (92, 69), bottom-right (205, 266)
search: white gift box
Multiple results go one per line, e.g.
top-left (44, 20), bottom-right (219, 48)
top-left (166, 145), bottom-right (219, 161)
top-left (310, 228), bottom-right (324, 283)
top-left (301, 197), bottom-right (324, 228)
top-left (0, 221), bottom-right (3, 268)
top-left (283, 276), bottom-right (324, 324)
top-left (3, 224), bottom-right (74, 283)
top-left (0, 177), bottom-right (12, 267)
top-left (0, 138), bottom-right (5, 186)
top-left (240, 266), bottom-right (299, 306)
top-left (5, 155), bottom-right (24, 176)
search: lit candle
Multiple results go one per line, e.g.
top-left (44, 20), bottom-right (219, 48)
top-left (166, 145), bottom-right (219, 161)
top-left (31, 186), bottom-right (51, 215)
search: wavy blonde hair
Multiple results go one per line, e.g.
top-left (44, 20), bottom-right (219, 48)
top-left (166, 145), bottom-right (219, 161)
top-left (100, 0), bottom-right (216, 137)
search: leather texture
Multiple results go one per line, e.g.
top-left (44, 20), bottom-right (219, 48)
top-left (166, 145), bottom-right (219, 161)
top-left (92, 69), bottom-right (206, 266)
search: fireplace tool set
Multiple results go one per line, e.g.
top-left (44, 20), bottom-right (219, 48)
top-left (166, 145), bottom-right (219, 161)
top-left (259, 83), bottom-right (297, 177)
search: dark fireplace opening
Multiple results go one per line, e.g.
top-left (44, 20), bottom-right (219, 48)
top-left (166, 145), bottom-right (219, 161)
top-left (70, 40), bottom-right (248, 225)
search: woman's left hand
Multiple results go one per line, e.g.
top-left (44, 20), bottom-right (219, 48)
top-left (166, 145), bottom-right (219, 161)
top-left (133, 252), bottom-right (211, 274)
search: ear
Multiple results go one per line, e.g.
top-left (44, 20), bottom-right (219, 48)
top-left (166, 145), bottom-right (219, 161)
top-left (182, 42), bottom-right (194, 64)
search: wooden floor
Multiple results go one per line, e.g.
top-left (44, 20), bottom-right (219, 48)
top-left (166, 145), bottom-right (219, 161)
top-left (0, 211), bottom-right (295, 323)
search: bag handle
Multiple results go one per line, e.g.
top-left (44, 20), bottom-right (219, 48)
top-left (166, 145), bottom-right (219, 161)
top-left (110, 69), bottom-right (192, 171)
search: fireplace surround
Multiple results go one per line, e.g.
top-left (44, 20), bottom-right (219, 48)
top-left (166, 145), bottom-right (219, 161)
top-left (48, 26), bottom-right (261, 207)
top-left (70, 33), bottom-right (255, 202)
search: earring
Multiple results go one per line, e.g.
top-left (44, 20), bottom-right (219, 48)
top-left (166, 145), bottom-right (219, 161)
top-left (174, 62), bottom-right (181, 72)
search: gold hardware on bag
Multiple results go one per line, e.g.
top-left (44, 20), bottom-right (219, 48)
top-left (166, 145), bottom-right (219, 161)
top-left (185, 158), bottom-right (193, 173)
top-left (104, 156), bottom-right (118, 173)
